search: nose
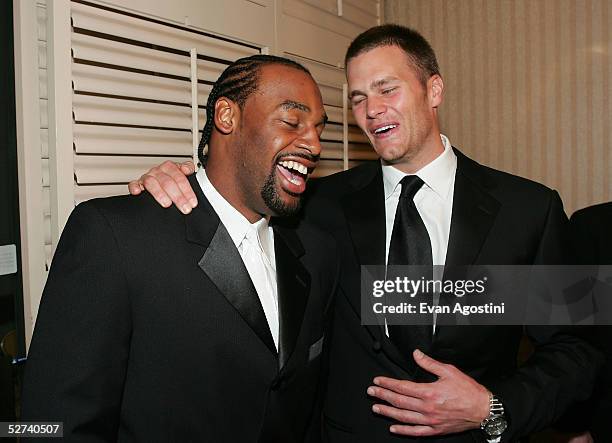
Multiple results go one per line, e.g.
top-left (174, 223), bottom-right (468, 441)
top-left (366, 96), bottom-right (386, 119)
top-left (298, 127), bottom-right (322, 158)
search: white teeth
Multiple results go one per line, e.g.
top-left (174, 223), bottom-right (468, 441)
top-left (279, 160), bottom-right (308, 175)
top-left (374, 124), bottom-right (397, 134)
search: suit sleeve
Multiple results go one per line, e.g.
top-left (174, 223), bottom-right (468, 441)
top-left (21, 201), bottom-right (132, 442)
top-left (569, 210), bottom-right (612, 441)
top-left (486, 191), bottom-right (604, 441)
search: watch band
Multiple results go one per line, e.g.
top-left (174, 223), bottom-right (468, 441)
top-left (486, 393), bottom-right (503, 414)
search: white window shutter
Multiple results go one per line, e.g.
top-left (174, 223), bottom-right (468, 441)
top-left (69, 0), bottom-right (260, 203)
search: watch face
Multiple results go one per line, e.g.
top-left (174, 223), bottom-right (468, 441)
top-left (484, 416), bottom-right (508, 436)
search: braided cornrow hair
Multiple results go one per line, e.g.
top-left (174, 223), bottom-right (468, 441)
top-left (198, 54), bottom-right (311, 166)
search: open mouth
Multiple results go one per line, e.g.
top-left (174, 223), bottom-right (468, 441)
top-left (275, 158), bottom-right (314, 195)
top-left (371, 123), bottom-right (399, 138)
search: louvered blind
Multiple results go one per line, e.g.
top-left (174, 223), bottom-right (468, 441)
top-left (70, 0), bottom-right (260, 203)
top-left (67, 0), bottom-right (380, 201)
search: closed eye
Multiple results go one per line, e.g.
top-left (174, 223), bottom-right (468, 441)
top-left (382, 87), bottom-right (396, 94)
top-left (283, 120), bottom-right (299, 128)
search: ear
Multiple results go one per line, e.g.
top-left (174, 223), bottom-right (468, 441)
top-left (214, 97), bottom-right (239, 135)
top-left (428, 74), bottom-right (444, 108)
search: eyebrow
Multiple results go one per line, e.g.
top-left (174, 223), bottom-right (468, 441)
top-left (349, 77), bottom-right (399, 99)
top-left (280, 100), bottom-right (310, 113)
top-left (280, 100), bottom-right (328, 126)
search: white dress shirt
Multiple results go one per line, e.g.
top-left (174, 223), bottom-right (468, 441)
top-left (382, 134), bottom-right (457, 266)
top-left (196, 168), bottom-right (279, 349)
top-left (382, 134), bottom-right (457, 333)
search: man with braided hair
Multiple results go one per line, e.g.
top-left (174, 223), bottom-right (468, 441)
top-left (22, 55), bottom-right (338, 442)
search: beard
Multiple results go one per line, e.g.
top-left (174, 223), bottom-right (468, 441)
top-left (260, 167), bottom-right (301, 217)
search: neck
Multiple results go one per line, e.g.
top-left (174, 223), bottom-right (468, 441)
top-left (205, 152), bottom-right (264, 224)
top-left (385, 132), bottom-right (445, 174)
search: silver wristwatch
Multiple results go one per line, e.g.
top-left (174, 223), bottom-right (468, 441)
top-left (480, 394), bottom-right (507, 442)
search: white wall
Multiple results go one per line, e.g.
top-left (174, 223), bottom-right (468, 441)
top-left (386, 0), bottom-right (612, 215)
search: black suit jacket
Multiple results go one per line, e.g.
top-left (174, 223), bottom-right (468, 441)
top-left (21, 175), bottom-right (338, 442)
top-left (303, 149), bottom-right (603, 443)
top-left (556, 202), bottom-right (612, 441)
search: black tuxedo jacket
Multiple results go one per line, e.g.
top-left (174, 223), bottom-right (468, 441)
top-left (557, 202), bottom-right (612, 441)
top-left (303, 149), bottom-right (603, 443)
top-left (571, 202), bottom-right (612, 262)
top-left (21, 175), bottom-right (339, 442)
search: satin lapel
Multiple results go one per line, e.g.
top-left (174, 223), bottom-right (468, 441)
top-left (436, 151), bottom-right (501, 342)
top-left (185, 175), bottom-right (277, 356)
top-left (445, 152), bottom-right (501, 267)
top-left (273, 224), bottom-right (309, 370)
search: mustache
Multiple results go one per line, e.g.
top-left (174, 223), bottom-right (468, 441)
top-left (276, 152), bottom-right (320, 163)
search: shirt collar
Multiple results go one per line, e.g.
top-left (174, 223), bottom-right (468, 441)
top-left (382, 134), bottom-right (457, 201)
top-left (195, 168), bottom-right (269, 248)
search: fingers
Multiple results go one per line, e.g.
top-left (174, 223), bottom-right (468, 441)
top-left (372, 377), bottom-right (429, 398)
top-left (179, 161), bottom-right (196, 175)
top-left (367, 386), bottom-right (423, 411)
top-left (389, 424), bottom-right (438, 437)
top-left (412, 349), bottom-right (451, 377)
top-left (156, 161), bottom-right (198, 212)
top-left (167, 163), bottom-right (198, 209)
top-left (137, 161), bottom-right (198, 214)
top-left (128, 179), bottom-right (144, 195)
top-left (141, 174), bottom-right (172, 208)
top-left (371, 403), bottom-right (432, 426)
top-left (155, 174), bottom-right (192, 213)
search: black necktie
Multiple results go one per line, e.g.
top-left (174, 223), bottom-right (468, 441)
top-left (387, 175), bottom-right (433, 355)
